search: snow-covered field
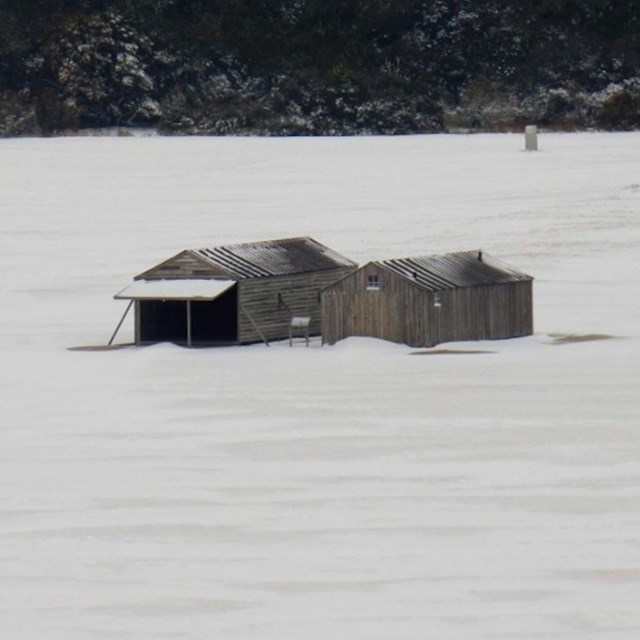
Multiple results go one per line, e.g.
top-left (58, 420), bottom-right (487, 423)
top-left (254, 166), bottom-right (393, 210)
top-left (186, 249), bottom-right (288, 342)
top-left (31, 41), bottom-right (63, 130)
top-left (1, 132), bottom-right (639, 639)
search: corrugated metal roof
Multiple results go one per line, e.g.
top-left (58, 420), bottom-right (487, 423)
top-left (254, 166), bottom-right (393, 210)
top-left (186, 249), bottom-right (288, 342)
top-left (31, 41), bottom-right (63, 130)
top-left (193, 237), bottom-right (356, 279)
top-left (380, 251), bottom-right (532, 292)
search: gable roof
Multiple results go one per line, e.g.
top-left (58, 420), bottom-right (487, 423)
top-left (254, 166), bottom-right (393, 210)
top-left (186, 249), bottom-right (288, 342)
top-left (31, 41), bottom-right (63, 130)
top-left (378, 250), bottom-right (533, 292)
top-left (136, 237), bottom-right (357, 281)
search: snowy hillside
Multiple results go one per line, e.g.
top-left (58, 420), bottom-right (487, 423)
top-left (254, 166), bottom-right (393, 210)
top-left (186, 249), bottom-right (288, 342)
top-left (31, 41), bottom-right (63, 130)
top-left (1, 132), bottom-right (639, 639)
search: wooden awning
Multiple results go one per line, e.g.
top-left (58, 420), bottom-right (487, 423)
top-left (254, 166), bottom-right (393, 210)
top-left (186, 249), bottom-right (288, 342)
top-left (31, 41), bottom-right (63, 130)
top-left (114, 279), bottom-right (235, 301)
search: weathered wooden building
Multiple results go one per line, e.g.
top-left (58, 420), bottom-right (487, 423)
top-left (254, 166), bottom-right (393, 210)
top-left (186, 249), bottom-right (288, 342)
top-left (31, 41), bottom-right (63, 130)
top-left (321, 251), bottom-right (533, 347)
top-left (114, 237), bottom-right (357, 346)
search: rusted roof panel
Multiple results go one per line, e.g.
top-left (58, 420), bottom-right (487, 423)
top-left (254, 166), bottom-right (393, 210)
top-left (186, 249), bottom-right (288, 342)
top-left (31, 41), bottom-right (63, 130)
top-left (194, 237), bottom-right (356, 279)
top-left (380, 251), bottom-right (532, 291)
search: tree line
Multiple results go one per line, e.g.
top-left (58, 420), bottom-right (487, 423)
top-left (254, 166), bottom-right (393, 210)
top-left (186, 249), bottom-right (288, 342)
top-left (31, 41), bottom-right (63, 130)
top-left (1, 0), bottom-right (639, 135)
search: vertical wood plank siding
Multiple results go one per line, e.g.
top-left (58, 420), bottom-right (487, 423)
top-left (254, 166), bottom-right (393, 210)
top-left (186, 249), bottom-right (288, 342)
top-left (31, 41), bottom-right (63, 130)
top-left (321, 264), bottom-right (432, 347)
top-left (322, 267), bottom-right (533, 347)
top-left (238, 267), bottom-right (355, 344)
top-left (437, 281), bottom-right (533, 344)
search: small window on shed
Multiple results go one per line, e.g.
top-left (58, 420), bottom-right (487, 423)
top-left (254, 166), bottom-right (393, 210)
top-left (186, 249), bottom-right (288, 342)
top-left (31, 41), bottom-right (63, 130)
top-left (367, 274), bottom-right (380, 290)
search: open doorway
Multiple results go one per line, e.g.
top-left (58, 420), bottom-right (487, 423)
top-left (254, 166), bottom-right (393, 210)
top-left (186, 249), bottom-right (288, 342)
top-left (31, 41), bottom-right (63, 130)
top-left (191, 285), bottom-right (237, 343)
top-left (138, 284), bottom-right (238, 345)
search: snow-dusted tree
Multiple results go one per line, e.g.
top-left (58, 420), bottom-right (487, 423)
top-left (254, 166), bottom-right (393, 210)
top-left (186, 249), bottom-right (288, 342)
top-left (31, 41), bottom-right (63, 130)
top-left (388, 1), bottom-right (478, 98)
top-left (27, 11), bottom-right (171, 130)
top-left (156, 51), bottom-right (269, 134)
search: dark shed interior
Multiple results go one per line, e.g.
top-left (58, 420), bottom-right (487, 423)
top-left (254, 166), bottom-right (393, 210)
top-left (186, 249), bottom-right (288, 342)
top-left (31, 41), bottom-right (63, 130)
top-left (140, 300), bottom-right (186, 343)
top-left (139, 285), bottom-right (238, 345)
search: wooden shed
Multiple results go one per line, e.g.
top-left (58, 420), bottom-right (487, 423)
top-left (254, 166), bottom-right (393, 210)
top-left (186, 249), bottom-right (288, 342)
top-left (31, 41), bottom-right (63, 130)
top-left (321, 250), bottom-right (533, 347)
top-left (114, 237), bottom-right (357, 346)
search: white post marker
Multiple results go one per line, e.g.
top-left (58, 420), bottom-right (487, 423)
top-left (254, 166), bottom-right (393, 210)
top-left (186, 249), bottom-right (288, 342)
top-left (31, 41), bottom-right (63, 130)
top-left (525, 125), bottom-right (538, 151)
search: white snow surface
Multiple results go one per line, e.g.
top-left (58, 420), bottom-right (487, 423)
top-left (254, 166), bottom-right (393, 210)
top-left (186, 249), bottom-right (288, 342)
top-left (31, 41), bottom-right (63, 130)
top-left (115, 278), bottom-right (235, 300)
top-left (1, 132), bottom-right (639, 639)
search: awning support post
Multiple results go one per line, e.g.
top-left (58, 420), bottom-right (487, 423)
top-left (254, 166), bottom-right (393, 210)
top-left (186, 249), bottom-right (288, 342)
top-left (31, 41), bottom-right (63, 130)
top-left (186, 300), bottom-right (192, 347)
top-left (108, 300), bottom-right (134, 346)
